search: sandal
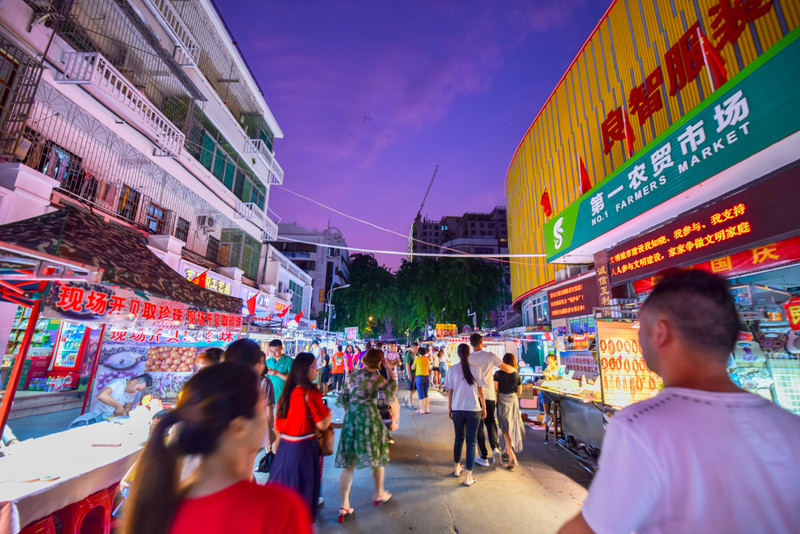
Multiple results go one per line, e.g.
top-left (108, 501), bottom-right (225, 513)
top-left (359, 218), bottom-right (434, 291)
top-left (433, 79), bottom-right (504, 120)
top-left (453, 464), bottom-right (463, 477)
top-left (373, 490), bottom-right (393, 506)
top-left (507, 459), bottom-right (516, 470)
top-left (462, 478), bottom-right (476, 487)
top-left (415, 410), bottom-right (424, 414)
top-left (337, 507), bottom-right (354, 522)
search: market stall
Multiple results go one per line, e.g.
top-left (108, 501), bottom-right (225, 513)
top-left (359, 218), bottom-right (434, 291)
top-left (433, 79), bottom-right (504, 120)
top-left (0, 207), bottom-right (243, 533)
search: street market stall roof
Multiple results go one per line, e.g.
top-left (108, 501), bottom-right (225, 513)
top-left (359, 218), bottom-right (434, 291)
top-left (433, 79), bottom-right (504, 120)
top-left (0, 207), bottom-right (241, 313)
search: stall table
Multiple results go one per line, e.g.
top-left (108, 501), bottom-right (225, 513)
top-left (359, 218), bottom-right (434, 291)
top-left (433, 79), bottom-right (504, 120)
top-left (0, 421), bottom-right (146, 533)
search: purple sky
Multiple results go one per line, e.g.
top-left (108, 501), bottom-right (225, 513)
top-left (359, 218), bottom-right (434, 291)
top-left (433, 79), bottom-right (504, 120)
top-left (219, 1), bottom-right (610, 271)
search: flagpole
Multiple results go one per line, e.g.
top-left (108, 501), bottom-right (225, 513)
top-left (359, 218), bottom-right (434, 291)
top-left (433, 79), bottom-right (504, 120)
top-left (697, 27), bottom-right (716, 92)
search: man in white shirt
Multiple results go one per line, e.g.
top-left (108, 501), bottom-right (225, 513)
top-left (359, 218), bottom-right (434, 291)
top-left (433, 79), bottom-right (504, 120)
top-left (468, 333), bottom-right (515, 466)
top-left (559, 269), bottom-right (800, 534)
top-left (69, 373), bottom-right (152, 427)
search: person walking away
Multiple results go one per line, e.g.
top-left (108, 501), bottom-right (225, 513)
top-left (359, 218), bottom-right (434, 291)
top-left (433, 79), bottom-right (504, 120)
top-left (124, 362), bottom-right (311, 534)
top-left (558, 269), bottom-right (800, 534)
top-left (404, 343), bottom-right (419, 409)
top-left (268, 353), bottom-right (331, 521)
top-left (539, 354), bottom-right (560, 432)
top-left (266, 339), bottom-right (293, 401)
top-left (320, 348), bottom-right (331, 396)
top-left (331, 346), bottom-right (346, 394)
top-left (195, 347), bottom-right (222, 371)
top-left (223, 339), bottom-right (276, 470)
top-left (444, 343), bottom-right (486, 487)
top-left (336, 348), bottom-right (396, 522)
top-left (431, 349), bottom-right (441, 388)
top-left (494, 353), bottom-right (524, 469)
top-left (383, 343), bottom-right (401, 430)
top-left (438, 348), bottom-right (448, 384)
top-left (469, 333), bottom-right (515, 467)
top-left (413, 347), bottom-right (431, 414)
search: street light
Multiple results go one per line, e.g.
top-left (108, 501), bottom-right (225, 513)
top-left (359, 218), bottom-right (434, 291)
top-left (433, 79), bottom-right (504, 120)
top-left (325, 284), bottom-right (350, 332)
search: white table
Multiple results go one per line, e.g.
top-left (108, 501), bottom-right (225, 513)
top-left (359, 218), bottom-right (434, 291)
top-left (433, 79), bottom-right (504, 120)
top-left (0, 421), bottom-right (147, 533)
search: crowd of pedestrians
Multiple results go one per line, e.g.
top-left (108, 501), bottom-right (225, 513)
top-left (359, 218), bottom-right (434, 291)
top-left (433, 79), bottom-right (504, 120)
top-left (121, 271), bottom-right (800, 533)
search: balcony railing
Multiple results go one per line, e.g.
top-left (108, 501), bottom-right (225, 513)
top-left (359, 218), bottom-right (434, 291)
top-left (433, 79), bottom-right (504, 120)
top-left (243, 137), bottom-right (284, 185)
top-left (145, 0), bottom-right (201, 67)
top-left (235, 201), bottom-right (278, 240)
top-left (56, 52), bottom-right (185, 157)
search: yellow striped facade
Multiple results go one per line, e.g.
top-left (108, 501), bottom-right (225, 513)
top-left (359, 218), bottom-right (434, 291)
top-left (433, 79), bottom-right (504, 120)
top-left (506, 0), bottom-right (800, 304)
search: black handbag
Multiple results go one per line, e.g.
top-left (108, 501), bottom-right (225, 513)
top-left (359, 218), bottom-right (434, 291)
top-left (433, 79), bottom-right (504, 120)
top-left (257, 449), bottom-right (274, 473)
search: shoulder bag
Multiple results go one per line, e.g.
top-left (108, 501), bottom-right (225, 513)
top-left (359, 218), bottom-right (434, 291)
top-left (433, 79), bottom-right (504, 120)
top-left (306, 390), bottom-right (334, 456)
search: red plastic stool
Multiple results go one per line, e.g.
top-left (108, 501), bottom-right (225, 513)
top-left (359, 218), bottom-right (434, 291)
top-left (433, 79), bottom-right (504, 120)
top-left (19, 516), bottom-right (56, 534)
top-left (52, 487), bottom-right (112, 534)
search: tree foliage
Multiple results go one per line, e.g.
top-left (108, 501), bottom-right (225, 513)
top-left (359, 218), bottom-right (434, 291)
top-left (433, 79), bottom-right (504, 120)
top-left (331, 254), bottom-right (507, 340)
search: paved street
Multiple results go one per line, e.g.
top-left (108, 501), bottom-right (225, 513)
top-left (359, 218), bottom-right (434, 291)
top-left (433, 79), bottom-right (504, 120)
top-left (313, 385), bottom-right (593, 534)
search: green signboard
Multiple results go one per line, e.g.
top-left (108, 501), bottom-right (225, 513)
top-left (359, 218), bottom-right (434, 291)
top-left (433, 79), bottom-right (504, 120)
top-left (544, 28), bottom-right (800, 261)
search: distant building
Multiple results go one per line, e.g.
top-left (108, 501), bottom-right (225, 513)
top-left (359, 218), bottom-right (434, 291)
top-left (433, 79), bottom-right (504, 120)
top-left (411, 207), bottom-right (512, 327)
top-left (271, 224), bottom-right (350, 316)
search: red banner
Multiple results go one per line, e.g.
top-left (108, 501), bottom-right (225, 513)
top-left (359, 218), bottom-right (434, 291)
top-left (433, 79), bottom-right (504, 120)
top-left (634, 235), bottom-right (800, 294)
top-left (784, 297), bottom-right (800, 331)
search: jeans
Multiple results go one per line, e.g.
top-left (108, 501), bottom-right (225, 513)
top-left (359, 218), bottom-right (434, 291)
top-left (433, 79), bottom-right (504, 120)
top-left (476, 399), bottom-right (499, 458)
top-left (331, 373), bottom-right (344, 391)
top-left (416, 375), bottom-right (429, 399)
top-left (452, 411), bottom-right (481, 470)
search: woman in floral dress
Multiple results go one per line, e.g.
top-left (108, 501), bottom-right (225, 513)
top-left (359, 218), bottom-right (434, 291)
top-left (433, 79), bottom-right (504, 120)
top-left (335, 348), bottom-right (396, 522)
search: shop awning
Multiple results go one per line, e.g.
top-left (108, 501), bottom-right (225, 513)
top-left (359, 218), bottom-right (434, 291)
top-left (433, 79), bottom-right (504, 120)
top-left (0, 207), bottom-right (242, 313)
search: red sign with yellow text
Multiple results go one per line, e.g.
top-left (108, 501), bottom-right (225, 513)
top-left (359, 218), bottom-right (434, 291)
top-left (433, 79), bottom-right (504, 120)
top-left (609, 166), bottom-right (800, 285)
top-left (784, 297), bottom-right (800, 331)
top-left (548, 275), bottom-right (600, 319)
top-left (634, 235), bottom-right (800, 294)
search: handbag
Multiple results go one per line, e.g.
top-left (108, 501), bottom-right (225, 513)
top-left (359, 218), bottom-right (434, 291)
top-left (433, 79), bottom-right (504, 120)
top-left (256, 448), bottom-right (274, 473)
top-left (305, 390), bottom-right (334, 456)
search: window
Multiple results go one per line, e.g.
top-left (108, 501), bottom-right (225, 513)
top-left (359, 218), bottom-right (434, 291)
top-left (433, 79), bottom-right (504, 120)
top-left (117, 185), bottom-right (141, 221)
top-left (144, 202), bottom-right (167, 234)
top-left (206, 236), bottom-right (220, 262)
top-left (175, 217), bottom-right (190, 242)
top-left (220, 229), bottom-right (261, 280)
top-left (289, 280), bottom-right (303, 314)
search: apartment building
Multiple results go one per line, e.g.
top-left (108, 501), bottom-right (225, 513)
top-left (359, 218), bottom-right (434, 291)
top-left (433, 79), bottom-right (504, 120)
top-left (0, 0), bottom-right (293, 304)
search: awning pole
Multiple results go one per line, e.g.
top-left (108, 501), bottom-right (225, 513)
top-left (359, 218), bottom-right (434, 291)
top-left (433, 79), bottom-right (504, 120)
top-left (80, 324), bottom-right (106, 415)
top-left (0, 300), bottom-right (41, 438)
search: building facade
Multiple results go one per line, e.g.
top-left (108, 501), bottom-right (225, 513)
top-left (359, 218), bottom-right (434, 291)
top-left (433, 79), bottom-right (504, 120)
top-left (271, 223), bottom-right (350, 317)
top-left (0, 0), bottom-right (286, 314)
top-left (506, 0), bottom-right (800, 308)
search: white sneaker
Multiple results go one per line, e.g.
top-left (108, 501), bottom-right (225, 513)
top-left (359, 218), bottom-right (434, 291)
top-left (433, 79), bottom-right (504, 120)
top-left (492, 448), bottom-right (503, 465)
top-left (474, 457), bottom-right (490, 467)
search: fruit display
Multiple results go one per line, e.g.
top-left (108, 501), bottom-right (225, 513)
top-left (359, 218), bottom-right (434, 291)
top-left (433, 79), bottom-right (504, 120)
top-left (145, 346), bottom-right (197, 373)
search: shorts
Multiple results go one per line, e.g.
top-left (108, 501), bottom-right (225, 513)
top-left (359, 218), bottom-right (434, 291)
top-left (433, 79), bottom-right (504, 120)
top-left (416, 375), bottom-right (429, 399)
top-left (408, 374), bottom-right (416, 391)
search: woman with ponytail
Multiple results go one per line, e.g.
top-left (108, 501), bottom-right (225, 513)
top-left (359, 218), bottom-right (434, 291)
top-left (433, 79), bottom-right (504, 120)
top-left (124, 362), bottom-right (311, 534)
top-left (443, 343), bottom-right (487, 487)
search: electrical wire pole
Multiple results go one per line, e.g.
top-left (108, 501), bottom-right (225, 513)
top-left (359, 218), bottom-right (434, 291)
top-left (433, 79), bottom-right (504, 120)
top-left (408, 165), bottom-right (439, 259)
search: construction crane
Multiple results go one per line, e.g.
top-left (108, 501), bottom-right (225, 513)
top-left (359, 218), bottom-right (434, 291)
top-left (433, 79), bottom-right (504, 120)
top-left (407, 165), bottom-right (440, 258)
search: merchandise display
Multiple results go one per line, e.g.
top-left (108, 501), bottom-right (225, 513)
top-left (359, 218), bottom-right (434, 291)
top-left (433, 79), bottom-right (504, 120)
top-left (596, 321), bottom-right (662, 408)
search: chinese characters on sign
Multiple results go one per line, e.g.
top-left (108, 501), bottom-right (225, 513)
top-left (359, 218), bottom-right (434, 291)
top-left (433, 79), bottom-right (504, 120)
top-left (593, 250), bottom-right (613, 318)
top-left (46, 282), bottom-right (243, 331)
top-left (548, 275), bottom-right (600, 319)
top-left (109, 328), bottom-right (238, 345)
top-left (784, 297), bottom-right (800, 331)
top-left (608, 165), bottom-right (800, 285)
top-left (184, 269), bottom-right (232, 295)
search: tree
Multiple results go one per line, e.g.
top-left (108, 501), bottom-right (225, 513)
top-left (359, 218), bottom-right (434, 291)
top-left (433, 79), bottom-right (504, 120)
top-left (331, 254), bottom-right (395, 336)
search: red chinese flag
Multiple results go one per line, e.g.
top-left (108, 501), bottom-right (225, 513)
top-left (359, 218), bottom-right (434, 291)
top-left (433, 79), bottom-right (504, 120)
top-left (294, 309), bottom-right (304, 323)
top-left (277, 306), bottom-right (291, 318)
top-left (540, 190), bottom-right (552, 218)
top-left (623, 110), bottom-right (636, 157)
top-left (700, 30), bottom-right (728, 88)
top-left (246, 294), bottom-right (257, 316)
top-left (579, 156), bottom-right (592, 195)
top-left (191, 269), bottom-right (209, 287)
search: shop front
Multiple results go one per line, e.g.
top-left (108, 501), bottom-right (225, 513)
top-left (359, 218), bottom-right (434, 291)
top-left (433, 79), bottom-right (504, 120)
top-left (0, 207), bottom-right (242, 533)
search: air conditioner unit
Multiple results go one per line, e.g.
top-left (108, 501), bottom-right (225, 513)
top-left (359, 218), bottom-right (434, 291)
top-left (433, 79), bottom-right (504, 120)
top-left (197, 215), bottom-right (216, 230)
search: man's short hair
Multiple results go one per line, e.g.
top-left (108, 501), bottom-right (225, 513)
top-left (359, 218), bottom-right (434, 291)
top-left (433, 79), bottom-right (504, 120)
top-left (268, 339), bottom-right (283, 348)
top-left (469, 333), bottom-right (482, 347)
top-left (642, 269), bottom-right (740, 358)
top-left (411, 342), bottom-right (419, 347)
top-left (133, 373), bottom-right (153, 388)
top-left (311, 340), bottom-right (320, 346)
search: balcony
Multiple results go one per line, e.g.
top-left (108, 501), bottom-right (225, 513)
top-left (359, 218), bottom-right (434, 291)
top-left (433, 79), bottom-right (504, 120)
top-left (243, 138), bottom-right (284, 185)
top-left (56, 52), bottom-right (185, 157)
top-left (235, 201), bottom-right (278, 241)
top-left (145, 0), bottom-right (201, 67)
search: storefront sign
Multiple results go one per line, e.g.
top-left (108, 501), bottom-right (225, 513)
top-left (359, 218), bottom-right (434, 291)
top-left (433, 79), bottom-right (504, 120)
top-left (784, 297), bottom-right (800, 331)
top-left (547, 275), bottom-right (600, 319)
top-left (43, 281), bottom-right (243, 331)
top-left (632, 234), bottom-right (800, 293)
top-left (545, 31), bottom-right (800, 260)
top-left (344, 327), bottom-right (358, 340)
top-left (108, 328), bottom-right (238, 345)
top-left (596, 321), bottom-right (663, 408)
top-left (608, 168), bottom-right (800, 285)
top-left (436, 324), bottom-right (458, 337)
top-left (183, 267), bottom-right (233, 295)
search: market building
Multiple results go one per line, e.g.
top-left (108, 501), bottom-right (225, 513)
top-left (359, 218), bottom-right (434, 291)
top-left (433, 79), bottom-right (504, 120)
top-left (271, 222), bottom-right (350, 318)
top-left (506, 0), bottom-right (800, 466)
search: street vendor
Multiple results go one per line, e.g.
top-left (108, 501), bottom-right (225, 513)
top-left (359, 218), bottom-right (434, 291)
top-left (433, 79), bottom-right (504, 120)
top-left (69, 373), bottom-right (153, 428)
